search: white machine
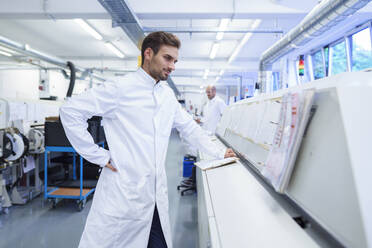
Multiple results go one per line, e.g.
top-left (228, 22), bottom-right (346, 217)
top-left (28, 128), bottom-right (45, 154)
top-left (0, 128), bottom-right (30, 206)
top-left (198, 71), bottom-right (372, 248)
top-left (0, 98), bottom-right (60, 213)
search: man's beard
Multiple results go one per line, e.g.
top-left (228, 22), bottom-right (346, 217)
top-left (159, 73), bottom-right (168, 81)
top-left (150, 68), bottom-right (168, 81)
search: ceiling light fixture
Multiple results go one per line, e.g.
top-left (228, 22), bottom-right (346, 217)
top-left (105, 42), bottom-right (125, 58)
top-left (216, 18), bottom-right (229, 41)
top-left (74, 18), bottom-right (103, 41)
top-left (203, 69), bottom-right (209, 80)
top-left (209, 43), bottom-right (220, 59)
top-left (227, 19), bottom-right (261, 64)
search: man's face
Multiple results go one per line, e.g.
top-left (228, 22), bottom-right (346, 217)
top-left (147, 45), bottom-right (178, 81)
top-left (206, 88), bottom-right (216, 100)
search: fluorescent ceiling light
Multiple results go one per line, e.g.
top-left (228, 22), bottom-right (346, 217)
top-left (219, 69), bottom-right (225, 76)
top-left (228, 19), bottom-right (261, 64)
top-left (203, 69), bottom-right (209, 79)
top-left (105, 42), bottom-right (125, 58)
top-left (216, 18), bottom-right (229, 41)
top-left (74, 18), bottom-right (103, 41)
top-left (209, 43), bottom-right (220, 59)
top-left (0, 50), bottom-right (12, 57)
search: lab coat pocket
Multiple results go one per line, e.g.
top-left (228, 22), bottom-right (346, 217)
top-left (101, 168), bottom-right (145, 220)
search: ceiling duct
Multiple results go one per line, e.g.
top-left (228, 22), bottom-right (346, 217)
top-left (258, 0), bottom-right (371, 92)
top-left (97, 0), bottom-right (144, 45)
top-left (142, 27), bottom-right (284, 34)
top-left (97, 0), bottom-right (181, 96)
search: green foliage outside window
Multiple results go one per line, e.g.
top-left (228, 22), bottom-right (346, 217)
top-left (331, 41), bottom-right (347, 75)
top-left (312, 50), bottom-right (324, 79)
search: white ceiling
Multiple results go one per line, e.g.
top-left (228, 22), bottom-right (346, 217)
top-left (0, 0), bottom-right (371, 90)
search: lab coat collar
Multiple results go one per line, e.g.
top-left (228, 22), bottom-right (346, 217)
top-left (208, 96), bottom-right (217, 103)
top-left (137, 67), bottom-right (157, 85)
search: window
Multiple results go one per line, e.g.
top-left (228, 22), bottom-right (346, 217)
top-left (351, 27), bottom-right (372, 71)
top-left (293, 21), bottom-right (372, 83)
top-left (311, 50), bottom-right (324, 79)
top-left (272, 72), bottom-right (280, 91)
top-left (331, 41), bottom-right (347, 75)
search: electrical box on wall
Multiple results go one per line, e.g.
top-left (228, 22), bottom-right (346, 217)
top-left (39, 70), bottom-right (57, 100)
top-left (39, 69), bottom-right (50, 99)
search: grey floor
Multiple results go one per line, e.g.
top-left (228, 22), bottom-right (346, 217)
top-left (0, 130), bottom-right (197, 248)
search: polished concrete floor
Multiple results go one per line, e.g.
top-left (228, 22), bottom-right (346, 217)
top-left (0, 130), bottom-right (197, 248)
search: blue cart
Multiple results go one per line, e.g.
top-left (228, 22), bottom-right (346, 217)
top-left (44, 144), bottom-right (103, 211)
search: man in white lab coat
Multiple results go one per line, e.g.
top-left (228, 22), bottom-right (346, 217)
top-left (197, 85), bottom-right (227, 134)
top-left (60, 31), bottom-right (235, 248)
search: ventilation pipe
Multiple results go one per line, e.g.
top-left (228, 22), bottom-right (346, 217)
top-left (0, 34), bottom-right (106, 83)
top-left (258, 0), bottom-right (371, 92)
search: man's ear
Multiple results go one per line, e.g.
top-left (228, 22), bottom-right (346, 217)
top-left (144, 47), bottom-right (153, 61)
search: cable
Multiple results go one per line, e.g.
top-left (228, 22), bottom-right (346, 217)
top-left (66, 61), bottom-right (76, 98)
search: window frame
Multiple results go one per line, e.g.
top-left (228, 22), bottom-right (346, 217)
top-left (308, 53), bottom-right (315, 81)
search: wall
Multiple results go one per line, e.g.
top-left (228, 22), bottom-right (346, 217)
top-left (0, 70), bottom-right (39, 99)
top-left (184, 92), bottom-right (205, 116)
top-left (49, 70), bottom-right (69, 100)
top-left (49, 71), bottom-right (90, 99)
top-left (0, 69), bottom-right (90, 101)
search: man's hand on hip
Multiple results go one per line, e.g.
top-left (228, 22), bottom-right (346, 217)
top-left (224, 148), bottom-right (236, 158)
top-left (105, 162), bottom-right (117, 172)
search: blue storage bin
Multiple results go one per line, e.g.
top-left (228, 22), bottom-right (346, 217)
top-left (183, 159), bottom-right (195, 177)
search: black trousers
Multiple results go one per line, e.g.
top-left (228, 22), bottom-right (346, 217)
top-left (147, 205), bottom-right (168, 248)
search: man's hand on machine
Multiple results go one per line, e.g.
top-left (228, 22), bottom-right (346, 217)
top-left (105, 162), bottom-right (117, 172)
top-left (224, 148), bottom-right (236, 158)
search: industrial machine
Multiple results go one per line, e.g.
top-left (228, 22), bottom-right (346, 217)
top-left (197, 71), bottom-right (372, 248)
top-left (0, 98), bottom-right (60, 213)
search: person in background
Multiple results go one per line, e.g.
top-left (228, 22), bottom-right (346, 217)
top-left (60, 31), bottom-right (235, 248)
top-left (196, 85), bottom-right (227, 134)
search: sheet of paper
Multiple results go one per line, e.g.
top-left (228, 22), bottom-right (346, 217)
top-left (8, 101), bottom-right (27, 122)
top-left (195, 157), bottom-right (239, 171)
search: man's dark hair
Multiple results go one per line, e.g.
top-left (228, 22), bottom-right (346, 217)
top-left (141, 31), bottom-right (181, 66)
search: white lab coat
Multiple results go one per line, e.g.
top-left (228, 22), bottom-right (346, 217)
top-left (59, 68), bottom-right (226, 248)
top-left (201, 95), bottom-right (227, 134)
